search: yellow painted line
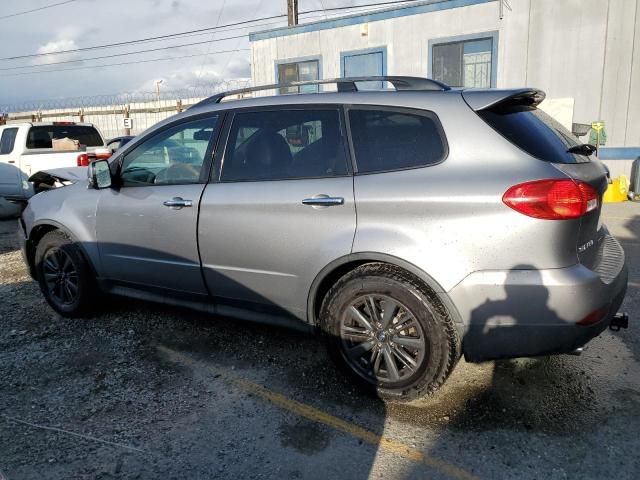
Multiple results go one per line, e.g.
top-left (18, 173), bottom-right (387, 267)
top-left (158, 345), bottom-right (478, 480)
top-left (602, 216), bottom-right (640, 221)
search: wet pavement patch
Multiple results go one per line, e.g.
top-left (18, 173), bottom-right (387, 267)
top-left (279, 419), bottom-right (333, 455)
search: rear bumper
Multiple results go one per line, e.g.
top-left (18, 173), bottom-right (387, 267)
top-left (449, 237), bottom-right (628, 362)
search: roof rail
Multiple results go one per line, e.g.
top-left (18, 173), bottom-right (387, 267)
top-left (190, 76), bottom-right (450, 109)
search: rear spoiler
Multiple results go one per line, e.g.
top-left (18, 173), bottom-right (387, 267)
top-left (462, 88), bottom-right (546, 111)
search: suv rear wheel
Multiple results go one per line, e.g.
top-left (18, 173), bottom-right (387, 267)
top-left (320, 263), bottom-right (460, 402)
top-left (35, 230), bottom-right (97, 317)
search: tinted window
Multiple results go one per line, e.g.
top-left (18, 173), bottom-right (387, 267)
top-left (348, 109), bottom-right (446, 173)
top-left (26, 125), bottom-right (103, 149)
top-left (478, 106), bottom-right (588, 164)
top-left (222, 109), bottom-right (348, 182)
top-left (120, 116), bottom-right (217, 186)
top-left (0, 128), bottom-right (18, 154)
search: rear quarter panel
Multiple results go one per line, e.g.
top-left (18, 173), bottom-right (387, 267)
top-left (350, 92), bottom-right (580, 292)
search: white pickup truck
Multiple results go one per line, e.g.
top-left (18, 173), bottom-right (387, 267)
top-left (0, 122), bottom-right (107, 208)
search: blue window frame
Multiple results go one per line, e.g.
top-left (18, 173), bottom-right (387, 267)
top-left (428, 32), bottom-right (498, 88)
top-left (340, 47), bottom-right (387, 90)
top-left (275, 56), bottom-right (322, 94)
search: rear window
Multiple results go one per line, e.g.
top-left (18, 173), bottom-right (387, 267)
top-left (478, 106), bottom-right (589, 164)
top-left (26, 125), bottom-right (103, 149)
top-left (348, 108), bottom-right (447, 174)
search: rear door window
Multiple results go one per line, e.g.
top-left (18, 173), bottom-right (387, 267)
top-left (478, 106), bottom-right (589, 163)
top-left (26, 125), bottom-right (103, 149)
top-left (347, 108), bottom-right (447, 174)
top-left (221, 108), bottom-right (349, 182)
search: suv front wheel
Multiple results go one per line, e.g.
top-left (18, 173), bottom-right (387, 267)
top-left (35, 230), bottom-right (98, 317)
top-left (320, 263), bottom-right (460, 402)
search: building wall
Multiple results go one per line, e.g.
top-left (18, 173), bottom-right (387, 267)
top-left (250, 0), bottom-right (640, 157)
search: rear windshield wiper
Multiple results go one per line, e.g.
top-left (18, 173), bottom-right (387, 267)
top-left (567, 144), bottom-right (597, 156)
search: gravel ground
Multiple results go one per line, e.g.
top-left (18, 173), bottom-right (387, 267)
top-left (0, 202), bottom-right (639, 480)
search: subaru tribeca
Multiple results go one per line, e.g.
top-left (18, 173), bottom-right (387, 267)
top-left (19, 77), bottom-right (628, 402)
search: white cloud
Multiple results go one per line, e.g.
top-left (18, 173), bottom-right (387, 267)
top-left (33, 38), bottom-right (81, 66)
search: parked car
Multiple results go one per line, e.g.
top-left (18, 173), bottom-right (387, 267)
top-left (0, 122), bottom-right (106, 203)
top-left (18, 77), bottom-right (628, 402)
top-left (106, 135), bottom-right (134, 154)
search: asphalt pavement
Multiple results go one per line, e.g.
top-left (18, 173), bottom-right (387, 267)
top-left (0, 202), bottom-right (638, 479)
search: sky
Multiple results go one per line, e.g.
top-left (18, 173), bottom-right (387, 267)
top-left (0, 0), bottom-right (392, 110)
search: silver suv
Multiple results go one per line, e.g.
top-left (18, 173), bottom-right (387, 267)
top-left (19, 77), bottom-right (628, 402)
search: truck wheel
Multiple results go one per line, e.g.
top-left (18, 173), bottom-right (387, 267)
top-left (320, 263), bottom-right (460, 403)
top-left (35, 230), bottom-right (98, 317)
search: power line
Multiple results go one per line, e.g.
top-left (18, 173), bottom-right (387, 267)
top-left (0, 33), bottom-right (249, 72)
top-left (0, 0), bottom-right (424, 62)
top-left (0, 48), bottom-right (251, 77)
top-left (194, 0), bottom-right (228, 87)
top-left (0, 12), bottom-right (285, 62)
top-left (0, 0), bottom-right (77, 20)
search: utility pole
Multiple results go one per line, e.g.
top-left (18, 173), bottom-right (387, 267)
top-left (287, 0), bottom-right (298, 26)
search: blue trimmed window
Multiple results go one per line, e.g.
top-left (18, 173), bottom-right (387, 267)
top-left (341, 48), bottom-right (386, 90)
top-left (277, 59), bottom-right (320, 94)
top-left (432, 37), bottom-right (494, 88)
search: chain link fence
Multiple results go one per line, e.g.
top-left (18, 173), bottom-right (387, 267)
top-left (0, 80), bottom-right (250, 140)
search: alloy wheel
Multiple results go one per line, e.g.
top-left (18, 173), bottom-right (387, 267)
top-left (42, 248), bottom-right (79, 306)
top-left (339, 294), bottom-right (427, 385)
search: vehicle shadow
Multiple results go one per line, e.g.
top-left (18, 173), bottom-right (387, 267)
top-left (0, 219), bottom-right (20, 254)
top-left (396, 263), bottom-right (625, 479)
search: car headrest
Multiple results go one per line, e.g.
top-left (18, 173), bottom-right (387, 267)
top-left (245, 131), bottom-right (292, 177)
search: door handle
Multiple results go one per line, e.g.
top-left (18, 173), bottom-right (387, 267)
top-left (302, 196), bottom-right (344, 207)
top-left (8, 160), bottom-right (15, 164)
top-left (163, 197), bottom-right (193, 209)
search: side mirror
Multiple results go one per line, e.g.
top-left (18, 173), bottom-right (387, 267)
top-left (88, 159), bottom-right (112, 189)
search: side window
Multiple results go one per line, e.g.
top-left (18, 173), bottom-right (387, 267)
top-left (221, 109), bottom-right (348, 182)
top-left (348, 108), bottom-right (447, 174)
top-left (120, 116), bottom-right (218, 187)
top-left (0, 128), bottom-right (18, 155)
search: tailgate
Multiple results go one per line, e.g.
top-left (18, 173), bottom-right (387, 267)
top-left (553, 160), bottom-right (609, 268)
top-left (22, 151), bottom-right (80, 177)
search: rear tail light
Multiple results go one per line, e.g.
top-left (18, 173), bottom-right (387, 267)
top-left (77, 153), bottom-right (89, 166)
top-left (502, 179), bottom-right (599, 220)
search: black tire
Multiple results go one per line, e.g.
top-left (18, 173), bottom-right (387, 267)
top-left (34, 230), bottom-right (98, 317)
top-left (320, 263), bottom-right (460, 403)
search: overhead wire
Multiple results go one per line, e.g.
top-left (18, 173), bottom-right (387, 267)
top-left (0, 48), bottom-right (251, 77)
top-left (0, 0), bottom-right (425, 62)
top-left (0, 0), bottom-right (78, 20)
